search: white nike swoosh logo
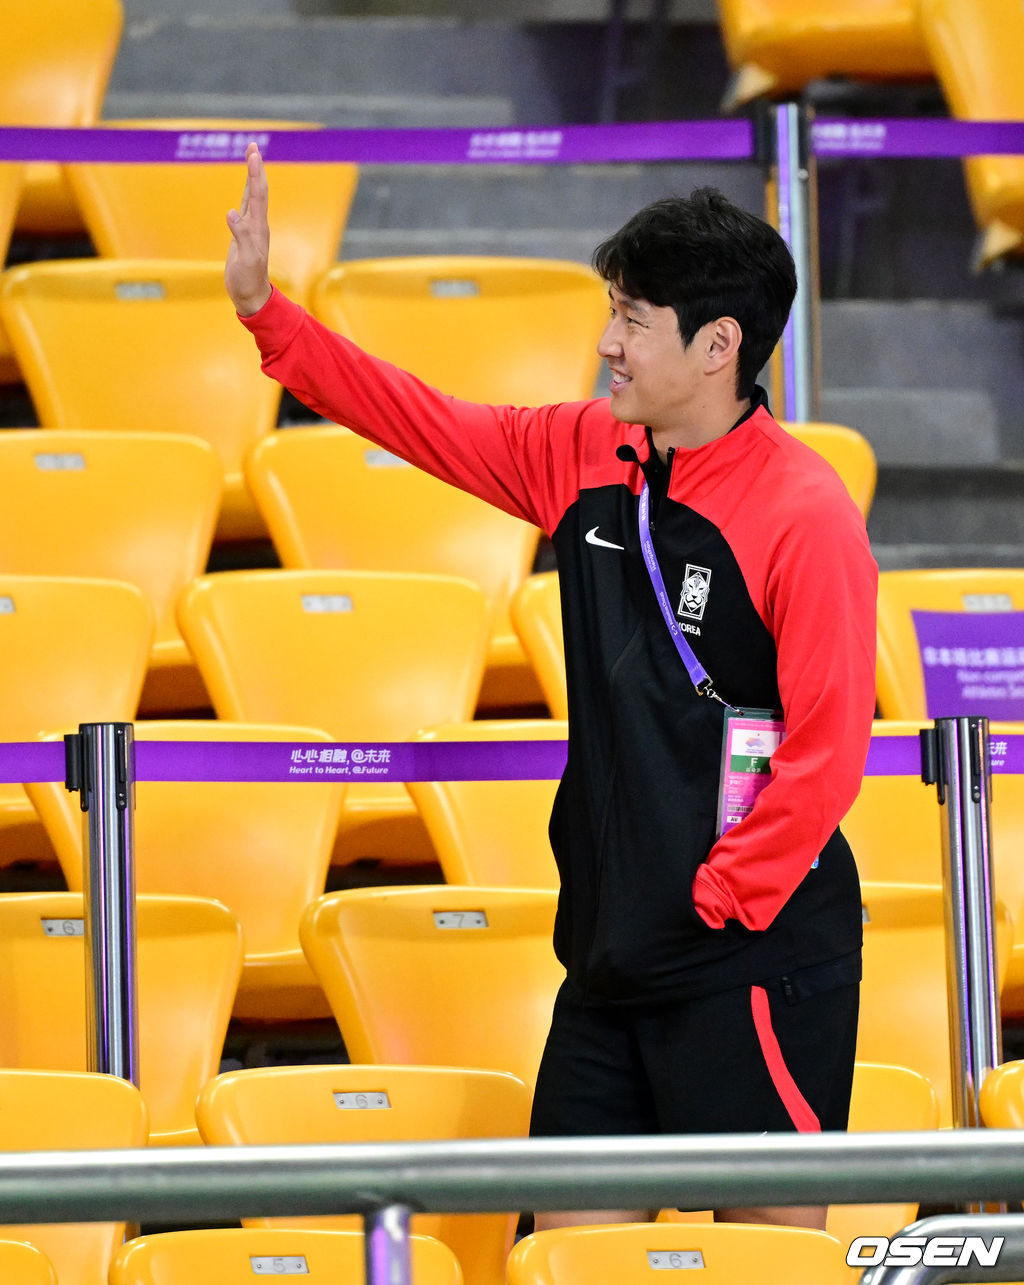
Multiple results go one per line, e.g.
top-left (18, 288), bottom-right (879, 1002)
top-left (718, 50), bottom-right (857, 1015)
top-left (585, 527), bottom-right (625, 551)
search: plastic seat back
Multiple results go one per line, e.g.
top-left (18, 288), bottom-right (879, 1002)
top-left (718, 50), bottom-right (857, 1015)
top-left (875, 568), bottom-right (1024, 719)
top-left (0, 892), bottom-right (242, 1144)
top-left (507, 1221), bottom-right (852, 1285)
top-left (177, 569), bottom-right (491, 865)
top-left (25, 722), bottom-right (345, 1024)
top-left (0, 0), bottom-right (122, 236)
top-left (0, 430), bottom-right (221, 711)
top-left (847, 721), bottom-right (1024, 1020)
top-left (245, 423), bottom-right (540, 645)
top-left (0, 163), bottom-right (25, 384)
top-left (300, 886), bottom-right (563, 1087)
top-left (0, 575), bottom-right (152, 866)
top-left (510, 572), bottom-right (567, 719)
top-left (0, 1070), bottom-right (147, 1285)
top-left (920, 0), bottom-right (1024, 266)
top-left (979, 1058), bottom-right (1024, 1128)
top-left (857, 880), bottom-right (1012, 1127)
top-left (0, 259), bottom-right (284, 542)
top-left (842, 720), bottom-right (941, 886)
top-left (716, 0), bottom-right (931, 108)
top-left (197, 1063), bottom-right (529, 1285)
top-left (66, 121), bottom-right (358, 307)
top-left (825, 1061), bottom-right (940, 1253)
top-left (110, 1228), bottom-right (462, 1285)
top-left (0, 576), bottom-right (152, 738)
top-left (177, 569), bottom-right (490, 738)
top-left (782, 421), bottom-right (878, 518)
top-left (310, 255), bottom-right (607, 405)
top-left (408, 720), bottom-right (563, 889)
top-left (0, 1241), bottom-right (56, 1285)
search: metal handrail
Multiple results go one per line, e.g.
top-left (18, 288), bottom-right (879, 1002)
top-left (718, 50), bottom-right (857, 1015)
top-left (860, 1213), bottom-right (1024, 1284)
top-left (3, 1131), bottom-right (1024, 1225)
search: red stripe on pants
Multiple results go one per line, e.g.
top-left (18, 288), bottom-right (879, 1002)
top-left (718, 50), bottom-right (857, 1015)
top-left (750, 984), bottom-right (821, 1133)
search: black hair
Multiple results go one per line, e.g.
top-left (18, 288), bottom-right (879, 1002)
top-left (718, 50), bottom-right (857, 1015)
top-left (591, 188), bottom-right (797, 400)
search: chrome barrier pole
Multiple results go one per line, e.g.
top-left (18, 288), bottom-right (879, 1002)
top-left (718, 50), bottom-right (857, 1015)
top-left (767, 101), bottom-right (822, 422)
top-left (363, 1204), bottom-right (412, 1285)
top-left (64, 723), bottom-right (139, 1084)
top-left (922, 717), bottom-right (1002, 1134)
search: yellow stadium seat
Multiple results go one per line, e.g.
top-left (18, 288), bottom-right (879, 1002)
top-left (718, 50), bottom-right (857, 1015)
top-left (0, 164), bottom-right (24, 385)
top-left (408, 720), bottom-right (563, 889)
top-left (309, 255), bottom-right (608, 407)
top-left (0, 575), bottom-right (152, 867)
top-left (875, 568), bottom-right (1024, 720)
top-left (25, 722), bottom-right (346, 1024)
top-left (823, 1061), bottom-right (940, 1255)
top-left (857, 880), bottom-right (1011, 1127)
top-left (507, 1221), bottom-right (852, 1285)
top-left (66, 120), bottom-right (358, 308)
top-left (919, 0), bottom-right (1024, 267)
top-left (110, 1228), bottom-right (463, 1285)
top-left (299, 886), bottom-right (563, 1087)
top-left (782, 421), bottom-right (878, 518)
top-left (197, 1063), bottom-right (530, 1285)
top-left (0, 0), bottom-right (122, 237)
top-left (0, 1070), bottom-right (147, 1285)
top-left (846, 720), bottom-right (1024, 1022)
top-left (716, 0), bottom-right (932, 109)
top-left (245, 425), bottom-right (544, 711)
top-left (510, 572), bottom-right (567, 720)
top-left (0, 892), bottom-right (243, 1145)
top-left (0, 430), bottom-right (221, 714)
top-left (979, 1058), bottom-right (1024, 1128)
top-left (0, 1240), bottom-right (56, 1285)
top-left (0, 258), bottom-right (284, 542)
top-left (842, 719), bottom-right (941, 886)
top-left (176, 569), bottom-right (490, 866)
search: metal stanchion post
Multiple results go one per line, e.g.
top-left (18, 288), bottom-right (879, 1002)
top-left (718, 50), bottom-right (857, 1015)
top-left (363, 1203), bottom-right (412, 1285)
top-left (64, 722), bottom-right (139, 1085)
top-left (765, 101), bottom-right (822, 423)
top-left (922, 716), bottom-right (1002, 1133)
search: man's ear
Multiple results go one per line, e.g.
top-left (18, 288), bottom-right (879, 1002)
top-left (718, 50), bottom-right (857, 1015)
top-left (704, 316), bottom-right (742, 373)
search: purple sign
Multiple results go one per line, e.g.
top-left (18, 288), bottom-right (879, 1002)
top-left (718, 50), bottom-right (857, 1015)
top-left (912, 610), bottom-right (1024, 719)
top-left (0, 731), bottom-right (1023, 784)
top-left (813, 118), bottom-right (1024, 159)
top-left (0, 120), bottom-right (754, 166)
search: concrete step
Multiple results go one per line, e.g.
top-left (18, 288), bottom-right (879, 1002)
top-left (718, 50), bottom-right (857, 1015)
top-left (338, 160), bottom-right (766, 259)
top-left (821, 300), bottom-right (1024, 462)
top-left (110, 14), bottom-right (607, 125)
top-left (104, 89), bottom-right (515, 129)
top-left (124, 0), bottom-right (718, 22)
top-left (872, 543), bottom-right (1024, 572)
top-left (868, 465), bottom-right (1024, 555)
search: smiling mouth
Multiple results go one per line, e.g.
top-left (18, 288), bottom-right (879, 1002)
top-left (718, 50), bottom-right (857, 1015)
top-left (609, 371), bottom-right (631, 393)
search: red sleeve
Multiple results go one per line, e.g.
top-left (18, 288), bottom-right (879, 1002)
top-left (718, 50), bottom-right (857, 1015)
top-left (239, 287), bottom-right (586, 535)
top-left (691, 477), bottom-right (878, 932)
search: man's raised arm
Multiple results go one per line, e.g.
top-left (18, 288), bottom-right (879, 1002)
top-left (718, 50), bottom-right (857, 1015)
top-left (225, 141), bottom-right (273, 316)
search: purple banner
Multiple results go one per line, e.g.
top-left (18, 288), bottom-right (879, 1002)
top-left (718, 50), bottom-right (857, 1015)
top-left (912, 610), bottom-right (1024, 720)
top-left (0, 121), bottom-right (754, 166)
top-left (813, 117), bottom-right (1024, 159)
top-left (1, 732), bottom-right (1023, 784)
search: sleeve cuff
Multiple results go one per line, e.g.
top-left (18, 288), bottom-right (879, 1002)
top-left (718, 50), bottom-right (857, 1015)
top-left (692, 865), bottom-right (737, 929)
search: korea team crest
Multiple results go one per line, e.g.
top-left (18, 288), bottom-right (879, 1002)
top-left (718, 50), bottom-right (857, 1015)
top-left (677, 564), bottom-right (712, 622)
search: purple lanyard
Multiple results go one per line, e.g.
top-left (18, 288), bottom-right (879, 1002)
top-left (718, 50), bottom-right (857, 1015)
top-left (638, 480), bottom-right (731, 707)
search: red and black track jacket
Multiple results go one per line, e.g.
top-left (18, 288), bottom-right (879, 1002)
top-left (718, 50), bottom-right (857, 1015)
top-left (242, 289), bottom-right (879, 1005)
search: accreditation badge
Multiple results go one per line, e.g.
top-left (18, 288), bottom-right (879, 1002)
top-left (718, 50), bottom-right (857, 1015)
top-left (716, 708), bottom-right (785, 838)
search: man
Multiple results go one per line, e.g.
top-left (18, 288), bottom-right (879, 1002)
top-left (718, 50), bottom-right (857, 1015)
top-left (226, 143), bottom-right (878, 1230)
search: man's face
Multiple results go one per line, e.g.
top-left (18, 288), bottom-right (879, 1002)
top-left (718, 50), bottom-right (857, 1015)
top-left (598, 285), bottom-right (710, 433)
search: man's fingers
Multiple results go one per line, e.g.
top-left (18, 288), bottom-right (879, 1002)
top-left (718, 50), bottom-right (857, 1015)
top-left (244, 141), bottom-right (269, 222)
